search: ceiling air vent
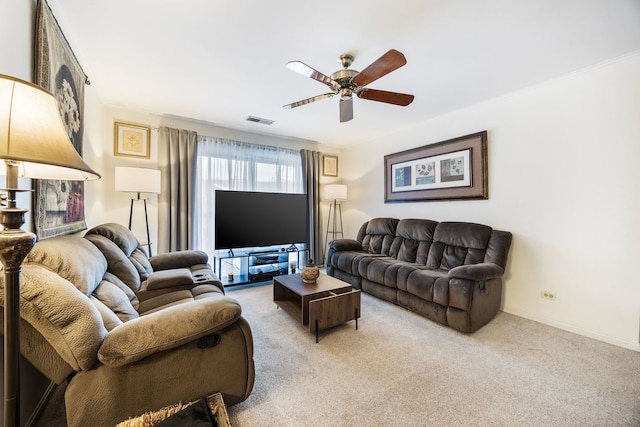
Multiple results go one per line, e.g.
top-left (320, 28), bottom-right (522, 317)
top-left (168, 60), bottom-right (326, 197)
top-left (246, 116), bottom-right (274, 125)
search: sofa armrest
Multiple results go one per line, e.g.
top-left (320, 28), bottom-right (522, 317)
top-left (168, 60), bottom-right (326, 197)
top-left (328, 239), bottom-right (363, 252)
top-left (142, 268), bottom-right (193, 291)
top-left (448, 262), bottom-right (505, 281)
top-left (149, 250), bottom-right (209, 271)
top-left (326, 239), bottom-right (364, 267)
top-left (98, 296), bottom-right (241, 367)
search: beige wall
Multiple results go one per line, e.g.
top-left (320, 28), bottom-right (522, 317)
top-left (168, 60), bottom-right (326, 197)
top-left (340, 52), bottom-right (640, 351)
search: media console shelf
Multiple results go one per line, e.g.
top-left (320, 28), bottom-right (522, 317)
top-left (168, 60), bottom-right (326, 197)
top-left (213, 244), bottom-right (308, 287)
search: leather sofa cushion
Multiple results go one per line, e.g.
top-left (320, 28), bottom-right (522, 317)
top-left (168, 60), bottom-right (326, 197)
top-left (86, 222), bottom-right (154, 279)
top-left (86, 222), bottom-right (142, 257)
top-left (405, 269), bottom-right (449, 304)
top-left (332, 251), bottom-right (386, 276)
top-left (26, 235), bottom-right (107, 296)
top-left (130, 249), bottom-right (154, 281)
top-left (137, 284), bottom-right (223, 315)
top-left (358, 257), bottom-right (398, 287)
top-left (389, 219), bottom-right (438, 263)
top-left (17, 263), bottom-right (107, 371)
top-left (85, 234), bottom-right (142, 292)
top-left (361, 217), bottom-right (398, 255)
top-left (485, 230), bottom-right (513, 269)
top-left (92, 278), bottom-right (140, 325)
top-left (359, 258), bottom-right (433, 290)
top-left (427, 222), bottom-right (493, 270)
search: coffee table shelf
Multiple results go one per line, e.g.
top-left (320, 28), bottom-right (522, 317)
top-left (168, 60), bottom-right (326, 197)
top-left (275, 296), bottom-right (304, 324)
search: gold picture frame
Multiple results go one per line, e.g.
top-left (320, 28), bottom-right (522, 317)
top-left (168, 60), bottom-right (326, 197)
top-left (323, 155), bottom-right (338, 177)
top-left (114, 122), bottom-right (151, 159)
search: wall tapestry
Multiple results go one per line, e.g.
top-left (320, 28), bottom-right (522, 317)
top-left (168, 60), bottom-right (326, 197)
top-left (33, 0), bottom-right (90, 238)
top-left (384, 131), bottom-right (488, 202)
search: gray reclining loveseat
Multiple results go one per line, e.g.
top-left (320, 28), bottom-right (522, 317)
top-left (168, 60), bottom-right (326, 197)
top-left (326, 218), bottom-right (512, 333)
top-left (1, 223), bottom-right (254, 427)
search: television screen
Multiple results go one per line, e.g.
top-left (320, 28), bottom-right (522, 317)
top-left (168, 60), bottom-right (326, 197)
top-left (215, 190), bottom-right (308, 249)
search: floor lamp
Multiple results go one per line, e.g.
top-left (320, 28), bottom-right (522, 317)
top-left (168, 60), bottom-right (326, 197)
top-left (324, 184), bottom-right (347, 249)
top-left (115, 167), bottom-right (161, 256)
top-left (0, 74), bottom-right (101, 427)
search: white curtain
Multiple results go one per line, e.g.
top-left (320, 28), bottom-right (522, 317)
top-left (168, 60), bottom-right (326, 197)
top-left (194, 135), bottom-right (303, 258)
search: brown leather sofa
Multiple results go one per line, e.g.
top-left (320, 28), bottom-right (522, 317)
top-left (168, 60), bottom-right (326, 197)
top-left (0, 224), bottom-right (254, 427)
top-left (326, 218), bottom-right (512, 333)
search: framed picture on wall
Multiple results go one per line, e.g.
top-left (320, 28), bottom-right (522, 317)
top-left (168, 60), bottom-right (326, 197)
top-left (384, 131), bottom-right (488, 202)
top-left (114, 122), bottom-right (151, 159)
top-left (323, 155), bottom-right (338, 177)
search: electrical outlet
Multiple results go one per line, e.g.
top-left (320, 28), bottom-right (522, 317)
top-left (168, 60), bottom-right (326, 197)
top-left (541, 291), bottom-right (556, 301)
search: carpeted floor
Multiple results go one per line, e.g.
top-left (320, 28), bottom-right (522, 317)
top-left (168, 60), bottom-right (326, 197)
top-left (225, 283), bottom-right (640, 426)
top-left (34, 282), bottom-right (640, 426)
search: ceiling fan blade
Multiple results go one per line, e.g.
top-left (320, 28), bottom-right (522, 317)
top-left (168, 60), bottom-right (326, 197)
top-left (286, 61), bottom-right (338, 90)
top-left (283, 93), bottom-right (335, 109)
top-left (339, 98), bottom-right (353, 122)
top-left (351, 49), bottom-right (407, 88)
top-left (358, 88), bottom-right (414, 106)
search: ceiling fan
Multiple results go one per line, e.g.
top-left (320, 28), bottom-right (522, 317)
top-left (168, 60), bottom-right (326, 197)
top-left (283, 49), bottom-right (414, 123)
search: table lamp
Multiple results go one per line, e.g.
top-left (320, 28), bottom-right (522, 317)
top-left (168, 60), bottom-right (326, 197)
top-left (0, 74), bottom-right (101, 427)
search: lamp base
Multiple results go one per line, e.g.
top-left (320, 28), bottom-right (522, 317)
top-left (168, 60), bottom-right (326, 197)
top-left (0, 208), bottom-right (37, 427)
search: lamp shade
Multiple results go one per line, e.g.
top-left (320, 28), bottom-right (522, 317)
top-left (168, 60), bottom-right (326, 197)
top-left (115, 167), bottom-right (161, 194)
top-left (0, 74), bottom-right (100, 181)
top-left (324, 184), bottom-right (347, 201)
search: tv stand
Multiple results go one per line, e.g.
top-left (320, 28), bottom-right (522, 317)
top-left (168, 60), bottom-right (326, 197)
top-left (213, 244), bottom-right (308, 287)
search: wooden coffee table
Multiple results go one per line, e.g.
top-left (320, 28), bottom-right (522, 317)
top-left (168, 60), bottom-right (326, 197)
top-left (273, 273), bottom-right (361, 342)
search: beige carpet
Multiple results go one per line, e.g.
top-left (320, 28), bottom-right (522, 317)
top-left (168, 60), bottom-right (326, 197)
top-left (226, 283), bottom-right (640, 426)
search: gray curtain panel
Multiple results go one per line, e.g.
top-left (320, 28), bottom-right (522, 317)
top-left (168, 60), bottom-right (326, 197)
top-left (158, 127), bottom-right (197, 253)
top-left (300, 149), bottom-right (323, 265)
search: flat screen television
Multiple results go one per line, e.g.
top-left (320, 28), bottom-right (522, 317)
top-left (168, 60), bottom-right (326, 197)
top-left (215, 190), bottom-right (308, 250)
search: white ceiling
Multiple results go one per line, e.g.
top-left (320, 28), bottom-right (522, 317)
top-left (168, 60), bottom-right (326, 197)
top-left (49, 0), bottom-right (640, 147)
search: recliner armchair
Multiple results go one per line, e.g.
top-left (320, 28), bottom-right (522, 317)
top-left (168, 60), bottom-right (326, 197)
top-left (0, 226), bottom-right (254, 427)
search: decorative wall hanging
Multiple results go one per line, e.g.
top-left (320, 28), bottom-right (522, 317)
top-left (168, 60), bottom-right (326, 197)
top-left (33, 0), bottom-right (91, 238)
top-left (114, 122), bottom-right (151, 158)
top-left (323, 154), bottom-right (338, 177)
top-left (384, 131), bottom-right (488, 202)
